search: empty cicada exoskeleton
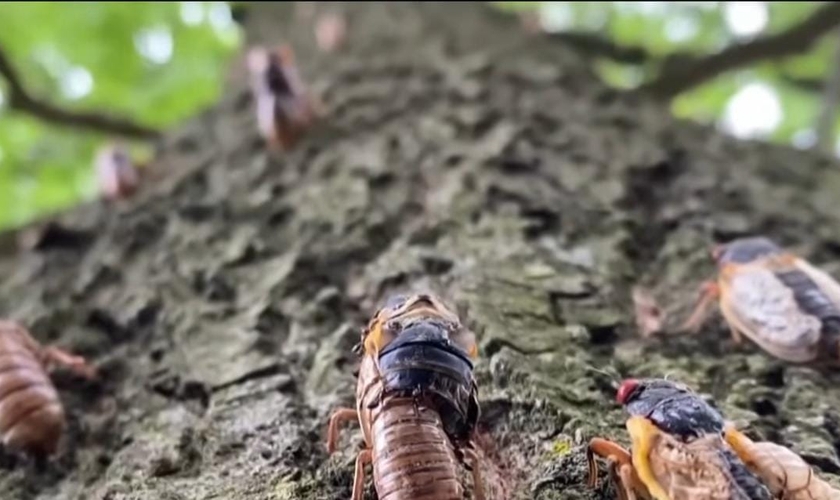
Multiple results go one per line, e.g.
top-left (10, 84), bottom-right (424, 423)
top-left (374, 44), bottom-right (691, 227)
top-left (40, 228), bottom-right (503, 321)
top-left (724, 423), bottom-right (840, 500)
top-left (246, 44), bottom-right (321, 151)
top-left (326, 293), bottom-right (484, 500)
top-left (682, 236), bottom-right (840, 365)
top-left (95, 142), bottom-right (141, 201)
top-left (587, 378), bottom-right (772, 500)
top-left (0, 320), bottom-right (97, 458)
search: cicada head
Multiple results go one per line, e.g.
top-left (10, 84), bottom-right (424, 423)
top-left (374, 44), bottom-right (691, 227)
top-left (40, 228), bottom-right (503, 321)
top-left (360, 293), bottom-right (476, 358)
top-left (616, 378), bottom-right (691, 407)
top-left (713, 237), bottom-right (783, 267)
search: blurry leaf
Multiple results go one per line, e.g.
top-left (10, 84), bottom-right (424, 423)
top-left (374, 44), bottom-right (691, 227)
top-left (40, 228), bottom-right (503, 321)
top-left (671, 73), bottom-right (741, 123)
top-left (490, 2), bottom-right (542, 13)
top-left (595, 60), bottom-right (645, 90)
top-left (0, 2), bottom-right (241, 232)
top-left (2, 1), bottom-right (839, 232)
top-left (772, 80), bottom-right (820, 142)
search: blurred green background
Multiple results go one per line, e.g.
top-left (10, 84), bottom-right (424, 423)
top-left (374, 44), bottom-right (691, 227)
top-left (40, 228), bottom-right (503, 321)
top-left (0, 2), bottom-right (836, 232)
top-left (0, 2), bottom-right (241, 231)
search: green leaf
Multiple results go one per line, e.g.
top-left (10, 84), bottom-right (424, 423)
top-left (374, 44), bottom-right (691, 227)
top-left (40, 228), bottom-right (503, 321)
top-left (0, 2), bottom-right (241, 232)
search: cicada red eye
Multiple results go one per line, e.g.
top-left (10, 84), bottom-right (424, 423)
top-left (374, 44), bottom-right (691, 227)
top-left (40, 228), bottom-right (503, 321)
top-left (616, 379), bottom-right (639, 405)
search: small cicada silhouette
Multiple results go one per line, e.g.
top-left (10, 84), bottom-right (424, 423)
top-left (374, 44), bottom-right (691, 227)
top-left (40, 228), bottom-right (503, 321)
top-left (246, 44), bottom-right (322, 152)
top-left (95, 143), bottom-right (140, 201)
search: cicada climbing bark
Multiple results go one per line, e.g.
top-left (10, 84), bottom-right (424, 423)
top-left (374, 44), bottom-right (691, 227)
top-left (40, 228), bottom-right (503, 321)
top-left (328, 293), bottom-right (484, 500)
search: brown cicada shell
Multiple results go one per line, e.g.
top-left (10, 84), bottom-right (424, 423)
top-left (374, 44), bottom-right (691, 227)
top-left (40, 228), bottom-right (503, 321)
top-left (0, 321), bottom-right (96, 458)
top-left (327, 293), bottom-right (484, 500)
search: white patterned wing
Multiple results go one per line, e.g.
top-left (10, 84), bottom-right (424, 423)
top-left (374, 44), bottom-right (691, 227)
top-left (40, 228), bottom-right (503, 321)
top-left (724, 267), bottom-right (822, 361)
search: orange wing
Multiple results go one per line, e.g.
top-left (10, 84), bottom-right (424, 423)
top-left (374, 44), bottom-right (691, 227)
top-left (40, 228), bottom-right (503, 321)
top-left (719, 263), bottom-right (822, 363)
top-left (725, 425), bottom-right (840, 500)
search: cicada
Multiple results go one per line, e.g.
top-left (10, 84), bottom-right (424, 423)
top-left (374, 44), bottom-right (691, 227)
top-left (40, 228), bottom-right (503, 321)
top-left (0, 321), bottom-right (97, 458)
top-left (95, 143), bottom-right (140, 201)
top-left (326, 293), bottom-right (484, 500)
top-left (682, 236), bottom-right (840, 365)
top-left (587, 378), bottom-right (772, 500)
top-left (246, 44), bottom-right (321, 151)
top-left (724, 423), bottom-right (840, 500)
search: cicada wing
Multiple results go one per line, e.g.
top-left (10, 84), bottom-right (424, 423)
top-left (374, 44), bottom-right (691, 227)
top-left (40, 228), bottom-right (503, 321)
top-left (720, 265), bottom-right (822, 363)
top-left (793, 257), bottom-right (840, 309)
top-left (726, 427), bottom-right (833, 500)
top-left (741, 441), bottom-right (812, 498)
top-left (649, 432), bottom-right (753, 500)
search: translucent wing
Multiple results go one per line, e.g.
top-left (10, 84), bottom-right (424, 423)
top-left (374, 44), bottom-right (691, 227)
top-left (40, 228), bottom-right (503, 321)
top-left (726, 426), bottom-right (840, 500)
top-left (720, 265), bottom-right (822, 362)
top-left (650, 432), bottom-right (759, 500)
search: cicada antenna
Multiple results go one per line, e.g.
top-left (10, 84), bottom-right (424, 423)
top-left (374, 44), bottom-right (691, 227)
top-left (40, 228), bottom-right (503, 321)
top-left (584, 364), bottom-right (621, 390)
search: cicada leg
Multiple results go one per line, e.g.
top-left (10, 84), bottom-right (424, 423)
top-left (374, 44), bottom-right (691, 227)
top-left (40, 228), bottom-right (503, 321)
top-left (587, 438), bottom-right (642, 500)
top-left (462, 443), bottom-right (485, 500)
top-left (727, 322), bottom-right (744, 345)
top-left (617, 464), bottom-right (640, 500)
top-left (41, 346), bottom-right (98, 380)
top-left (352, 448), bottom-right (372, 500)
top-left (680, 280), bottom-right (720, 333)
top-left (327, 408), bottom-right (359, 454)
top-left (722, 424), bottom-right (761, 470)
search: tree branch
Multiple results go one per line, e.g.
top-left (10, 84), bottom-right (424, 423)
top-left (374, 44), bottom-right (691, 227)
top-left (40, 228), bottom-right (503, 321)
top-left (0, 44), bottom-right (160, 140)
top-left (815, 29), bottom-right (840, 153)
top-left (779, 72), bottom-right (823, 93)
top-left (547, 31), bottom-right (653, 65)
top-left (641, 2), bottom-right (840, 98)
top-left (543, 3), bottom-right (840, 100)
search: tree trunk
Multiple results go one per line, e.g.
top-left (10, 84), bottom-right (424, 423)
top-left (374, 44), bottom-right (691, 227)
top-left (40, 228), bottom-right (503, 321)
top-left (2, 2), bottom-right (840, 499)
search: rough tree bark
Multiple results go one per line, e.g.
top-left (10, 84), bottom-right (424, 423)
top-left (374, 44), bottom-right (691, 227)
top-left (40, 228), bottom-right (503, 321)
top-left (1, 2), bottom-right (840, 500)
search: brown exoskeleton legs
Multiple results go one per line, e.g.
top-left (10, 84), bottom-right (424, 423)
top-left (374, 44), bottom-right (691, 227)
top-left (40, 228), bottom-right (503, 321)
top-left (462, 444), bottom-right (485, 500)
top-left (327, 408), bottom-right (359, 454)
top-left (617, 464), bottom-right (639, 500)
top-left (41, 346), bottom-right (97, 380)
top-left (680, 280), bottom-right (720, 333)
top-left (728, 323), bottom-right (743, 345)
top-left (352, 448), bottom-right (372, 500)
top-left (587, 438), bottom-right (641, 500)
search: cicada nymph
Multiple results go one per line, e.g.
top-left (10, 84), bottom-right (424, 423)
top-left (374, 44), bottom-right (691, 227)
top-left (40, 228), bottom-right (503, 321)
top-left (0, 321), bottom-right (97, 458)
top-left (326, 293), bottom-right (484, 500)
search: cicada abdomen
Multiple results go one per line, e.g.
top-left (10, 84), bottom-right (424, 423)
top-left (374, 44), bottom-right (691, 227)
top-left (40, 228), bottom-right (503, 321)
top-left (0, 321), bottom-right (96, 458)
